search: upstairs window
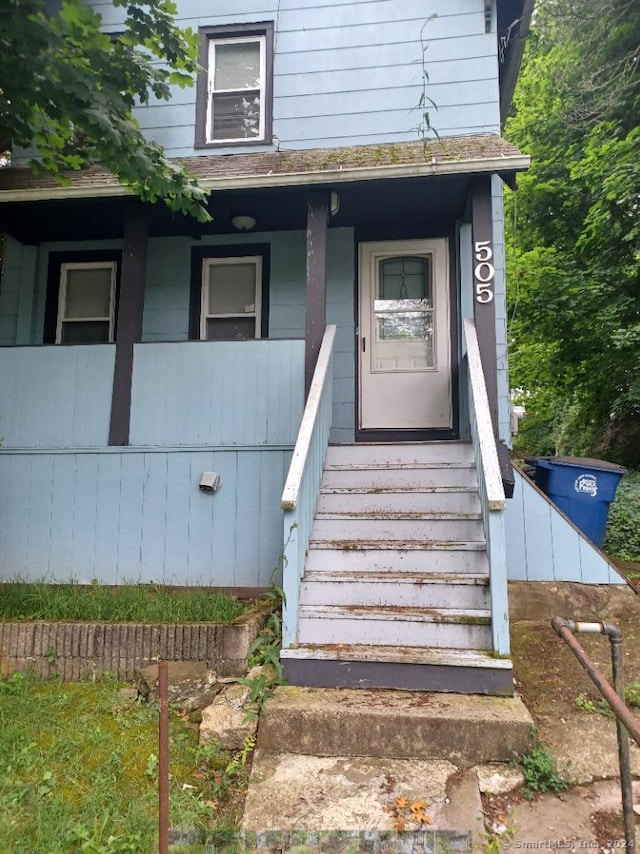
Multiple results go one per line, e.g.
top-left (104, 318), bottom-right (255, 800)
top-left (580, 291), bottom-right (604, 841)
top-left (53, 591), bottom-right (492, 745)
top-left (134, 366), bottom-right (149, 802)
top-left (195, 23), bottom-right (274, 148)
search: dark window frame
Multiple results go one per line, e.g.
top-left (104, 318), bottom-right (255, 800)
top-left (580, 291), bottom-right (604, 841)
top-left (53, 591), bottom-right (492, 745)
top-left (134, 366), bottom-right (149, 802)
top-left (194, 21), bottom-right (274, 150)
top-left (189, 244), bottom-right (271, 340)
top-left (44, 250), bottom-right (122, 345)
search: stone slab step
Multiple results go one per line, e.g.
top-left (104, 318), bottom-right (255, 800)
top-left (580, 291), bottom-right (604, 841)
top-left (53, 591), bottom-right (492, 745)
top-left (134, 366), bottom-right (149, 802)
top-left (322, 466), bottom-right (477, 490)
top-left (297, 605), bottom-right (492, 649)
top-left (305, 545), bottom-right (489, 574)
top-left (257, 686), bottom-right (534, 761)
top-left (299, 572), bottom-right (490, 609)
top-left (242, 751), bottom-right (486, 837)
top-left (325, 442), bottom-right (474, 467)
top-left (316, 489), bottom-right (481, 514)
top-left (310, 516), bottom-right (484, 543)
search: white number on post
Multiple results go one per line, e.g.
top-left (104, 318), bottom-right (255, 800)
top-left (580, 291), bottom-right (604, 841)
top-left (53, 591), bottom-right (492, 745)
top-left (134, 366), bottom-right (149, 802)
top-left (474, 240), bottom-right (495, 304)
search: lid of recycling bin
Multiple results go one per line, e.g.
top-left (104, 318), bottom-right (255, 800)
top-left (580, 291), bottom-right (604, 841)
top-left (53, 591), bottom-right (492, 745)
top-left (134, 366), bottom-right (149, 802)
top-left (525, 455), bottom-right (627, 474)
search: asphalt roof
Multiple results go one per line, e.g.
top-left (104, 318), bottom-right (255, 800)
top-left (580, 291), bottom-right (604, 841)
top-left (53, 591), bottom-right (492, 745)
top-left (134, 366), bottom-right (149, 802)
top-left (0, 135), bottom-right (528, 201)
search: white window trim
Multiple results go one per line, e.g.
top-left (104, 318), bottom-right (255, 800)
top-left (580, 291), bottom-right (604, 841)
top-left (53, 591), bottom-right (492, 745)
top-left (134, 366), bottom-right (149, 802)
top-left (205, 34), bottom-right (267, 144)
top-left (56, 261), bottom-right (117, 344)
top-left (200, 256), bottom-right (262, 341)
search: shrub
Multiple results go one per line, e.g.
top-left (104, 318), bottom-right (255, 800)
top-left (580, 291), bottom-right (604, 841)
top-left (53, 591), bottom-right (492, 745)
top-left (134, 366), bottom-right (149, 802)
top-left (604, 472), bottom-right (640, 562)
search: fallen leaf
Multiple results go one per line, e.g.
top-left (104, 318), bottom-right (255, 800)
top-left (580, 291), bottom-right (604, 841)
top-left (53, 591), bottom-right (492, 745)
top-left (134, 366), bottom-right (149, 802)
top-left (392, 817), bottom-right (407, 831)
top-left (395, 796), bottom-right (408, 809)
top-left (410, 800), bottom-right (427, 813)
top-left (418, 813), bottom-right (433, 826)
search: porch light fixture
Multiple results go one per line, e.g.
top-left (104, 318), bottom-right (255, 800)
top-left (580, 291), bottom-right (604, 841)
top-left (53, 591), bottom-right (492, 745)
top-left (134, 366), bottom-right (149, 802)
top-left (231, 215), bottom-right (256, 232)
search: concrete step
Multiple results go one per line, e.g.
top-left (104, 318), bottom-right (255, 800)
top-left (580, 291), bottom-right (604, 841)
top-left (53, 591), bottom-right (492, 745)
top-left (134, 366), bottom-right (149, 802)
top-left (299, 572), bottom-right (490, 609)
top-left (316, 488), bottom-right (481, 514)
top-left (305, 544), bottom-right (489, 574)
top-left (257, 686), bottom-right (534, 761)
top-left (310, 515), bottom-right (484, 543)
top-left (325, 442), bottom-right (474, 467)
top-left (297, 604), bottom-right (492, 649)
top-left (322, 465), bottom-right (477, 490)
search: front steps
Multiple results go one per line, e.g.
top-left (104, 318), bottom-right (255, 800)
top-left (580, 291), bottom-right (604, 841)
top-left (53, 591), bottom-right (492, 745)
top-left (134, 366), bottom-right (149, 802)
top-left (281, 442), bottom-right (513, 695)
top-left (257, 686), bottom-right (533, 762)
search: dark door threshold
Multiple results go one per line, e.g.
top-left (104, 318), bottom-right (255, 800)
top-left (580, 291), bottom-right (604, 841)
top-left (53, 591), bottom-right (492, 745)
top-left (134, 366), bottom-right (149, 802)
top-left (355, 428), bottom-right (459, 443)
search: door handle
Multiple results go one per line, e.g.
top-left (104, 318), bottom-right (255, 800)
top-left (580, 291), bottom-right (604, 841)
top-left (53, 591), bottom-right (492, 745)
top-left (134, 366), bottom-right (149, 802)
top-left (362, 337), bottom-right (366, 353)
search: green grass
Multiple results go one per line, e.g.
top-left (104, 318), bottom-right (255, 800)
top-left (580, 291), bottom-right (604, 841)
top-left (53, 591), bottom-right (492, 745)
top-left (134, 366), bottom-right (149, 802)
top-left (604, 471), bottom-right (640, 562)
top-left (0, 582), bottom-right (248, 623)
top-left (0, 671), bottom-right (247, 853)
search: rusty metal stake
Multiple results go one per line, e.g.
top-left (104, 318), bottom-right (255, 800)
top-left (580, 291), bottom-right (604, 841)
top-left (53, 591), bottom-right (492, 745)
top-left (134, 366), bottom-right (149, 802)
top-left (158, 660), bottom-right (169, 854)
top-left (551, 618), bottom-right (637, 849)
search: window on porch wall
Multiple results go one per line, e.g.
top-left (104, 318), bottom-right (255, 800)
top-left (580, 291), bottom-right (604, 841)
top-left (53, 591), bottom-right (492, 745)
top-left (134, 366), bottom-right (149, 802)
top-left (56, 262), bottom-right (116, 344)
top-left (200, 257), bottom-right (262, 341)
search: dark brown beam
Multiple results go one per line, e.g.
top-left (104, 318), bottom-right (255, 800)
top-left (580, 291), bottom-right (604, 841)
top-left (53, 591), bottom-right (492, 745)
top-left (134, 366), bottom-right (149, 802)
top-left (305, 190), bottom-right (329, 396)
top-left (108, 204), bottom-right (149, 446)
top-left (471, 176), bottom-right (499, 435)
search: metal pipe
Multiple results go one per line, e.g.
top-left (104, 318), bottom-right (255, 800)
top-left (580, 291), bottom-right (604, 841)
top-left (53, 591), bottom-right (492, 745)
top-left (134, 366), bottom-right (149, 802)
top-left (551, 618), bottom-right (640, 746)
top-left (609, 631), bottom-right (636, 848)
top-left (551, 618), bottom-right (638, 849)
top-left (158, 660), bottom-right (169, 854)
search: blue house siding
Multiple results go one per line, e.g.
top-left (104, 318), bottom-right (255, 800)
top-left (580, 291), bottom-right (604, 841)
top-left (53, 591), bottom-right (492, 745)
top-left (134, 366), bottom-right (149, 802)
top-left (0, 447), bottom-right (290, 585)
top-left (506, 468), bottom-right (624, 585)
top-left (129, 340), bottom-right (305, 447)
top-left (0, 346), bottom-right (116, 448)
top-left (13, 0), bottom-right (500, 164)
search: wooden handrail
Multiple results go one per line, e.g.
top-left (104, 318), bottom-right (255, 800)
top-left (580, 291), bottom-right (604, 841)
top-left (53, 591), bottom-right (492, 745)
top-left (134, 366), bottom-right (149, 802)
top-left (463, 317), bottom-right (506, 511)
top-left (281, 324), bottom-right (336, 511)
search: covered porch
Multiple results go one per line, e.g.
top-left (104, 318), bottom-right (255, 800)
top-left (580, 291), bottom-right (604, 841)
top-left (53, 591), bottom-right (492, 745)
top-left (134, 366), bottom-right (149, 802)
top-left (0, 135), bottom-right (528, 591)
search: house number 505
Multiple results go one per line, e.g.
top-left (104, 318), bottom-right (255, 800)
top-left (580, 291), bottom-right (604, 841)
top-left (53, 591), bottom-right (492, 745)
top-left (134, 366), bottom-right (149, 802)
top-left (474, 240), bottom-right (495, 304)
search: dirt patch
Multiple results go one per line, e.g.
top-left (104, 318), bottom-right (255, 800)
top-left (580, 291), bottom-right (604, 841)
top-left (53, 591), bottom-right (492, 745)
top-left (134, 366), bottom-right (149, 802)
top-left (511, 608), bottom-right (640, 724)
top-left (612, 559), bottom-right (640, 595)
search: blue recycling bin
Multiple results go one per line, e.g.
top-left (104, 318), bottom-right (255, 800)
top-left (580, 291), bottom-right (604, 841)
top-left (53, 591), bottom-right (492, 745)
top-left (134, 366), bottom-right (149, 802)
top-left (525, 456), bottom-right (627, 548)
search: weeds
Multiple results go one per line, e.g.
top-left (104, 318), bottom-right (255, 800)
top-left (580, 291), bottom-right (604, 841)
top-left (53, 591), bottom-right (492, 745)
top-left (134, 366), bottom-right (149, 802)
top-left (0, 580), bottom-right (247, 622)
top-left (196, 734), bottom-right (255, 804)
top-left (236, 568), bottom-right (286, 721)
top-left (575, 682), bottom-right (640, 718)
top-left (0, 671), bottom-right (220, 853)
top-left (518, 732), bottom-right (571, 798)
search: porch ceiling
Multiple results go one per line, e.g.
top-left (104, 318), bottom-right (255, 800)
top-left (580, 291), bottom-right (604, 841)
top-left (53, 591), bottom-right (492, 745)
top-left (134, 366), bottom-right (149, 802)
top-left (1, 173), bottom-right (478, 244)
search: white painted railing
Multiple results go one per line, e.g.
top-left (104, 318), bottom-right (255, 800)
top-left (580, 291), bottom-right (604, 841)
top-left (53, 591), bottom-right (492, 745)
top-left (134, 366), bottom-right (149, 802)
top-left (462, 318), bottom-right (510, 656)
top-left (280, 325), bottom-right (336, 648)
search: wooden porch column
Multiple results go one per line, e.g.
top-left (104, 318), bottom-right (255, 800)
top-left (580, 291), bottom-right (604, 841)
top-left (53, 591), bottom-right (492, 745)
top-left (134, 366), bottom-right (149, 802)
top-left (471, 176), bottom-right (499, 434)
top-left (108, 204), bottom-right (149, 446)
top-left (471, 176), bottom-right (514, 496)
top-left (305, 190), bottom-right (329, 397)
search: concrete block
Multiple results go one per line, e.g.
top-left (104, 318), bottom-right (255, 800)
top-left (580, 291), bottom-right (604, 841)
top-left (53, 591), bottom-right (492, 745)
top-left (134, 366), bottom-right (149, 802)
top-left (258, 687), bottom-right (534, 764)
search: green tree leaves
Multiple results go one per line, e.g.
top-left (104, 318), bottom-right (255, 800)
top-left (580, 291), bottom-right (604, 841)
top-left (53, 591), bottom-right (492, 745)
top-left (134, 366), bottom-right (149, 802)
top-left (0, 0), bottom-right (210, 221)
top-left (505, 0), bottom-right (640, 465)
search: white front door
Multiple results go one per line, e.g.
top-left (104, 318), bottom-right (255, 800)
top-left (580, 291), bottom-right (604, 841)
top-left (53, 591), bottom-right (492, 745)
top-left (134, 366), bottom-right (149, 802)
top-left (358, 239), bottom-right (452, 431)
